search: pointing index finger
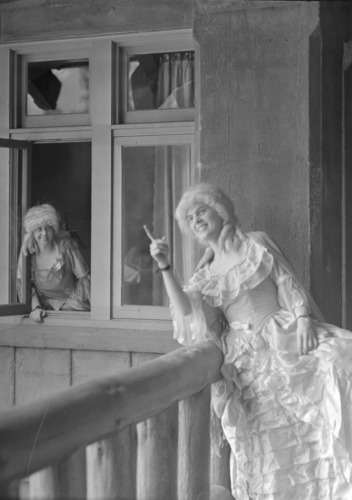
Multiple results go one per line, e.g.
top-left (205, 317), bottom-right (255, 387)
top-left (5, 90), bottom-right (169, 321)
top-left (143, 224), bottom-right (155, 242)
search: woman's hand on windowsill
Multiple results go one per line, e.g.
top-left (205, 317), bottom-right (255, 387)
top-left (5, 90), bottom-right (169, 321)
top-left (29, 308), bottom-right (47, 323)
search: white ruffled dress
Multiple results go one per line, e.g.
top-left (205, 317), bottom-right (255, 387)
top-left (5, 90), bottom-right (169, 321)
top-left (172, 232), bottom-right (352, 500)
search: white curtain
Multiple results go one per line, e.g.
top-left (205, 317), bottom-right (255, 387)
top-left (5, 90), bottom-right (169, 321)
top-left (157, 52), bottom-right (195, 109)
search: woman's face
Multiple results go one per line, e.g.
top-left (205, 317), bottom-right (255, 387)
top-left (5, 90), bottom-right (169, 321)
top-left (33, 225), bottom-right (55, 246)
top-left (186, 203), bottom-right (223, 243)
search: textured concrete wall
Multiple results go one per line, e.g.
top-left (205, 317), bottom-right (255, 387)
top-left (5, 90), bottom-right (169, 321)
top-left (194, 1), bottom-right (320, 285)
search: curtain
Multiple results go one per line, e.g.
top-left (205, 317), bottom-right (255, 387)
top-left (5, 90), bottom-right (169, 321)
top-left (152, 144), bottom-right (192, 306)
top-left (157, 52), bottom-right (195, 109)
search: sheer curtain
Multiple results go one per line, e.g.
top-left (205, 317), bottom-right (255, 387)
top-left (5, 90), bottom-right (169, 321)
top-left (157, 52), bottom-right (195, 109)
top-left (152, 53), bottom-right (195, 305)
top-left (152, 145), bottom-right (191, 306)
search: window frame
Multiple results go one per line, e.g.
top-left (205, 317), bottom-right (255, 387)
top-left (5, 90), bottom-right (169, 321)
top-left (119, 43), bottom-right (195, 124)
top-left (0, 138), bottom-right (32, 316)
top-left (112, 130), bottom-right (195, 319)
top-left (14, 45), bottom-right (91, 129)
top-left (0, 29), bottom-right (196, 324)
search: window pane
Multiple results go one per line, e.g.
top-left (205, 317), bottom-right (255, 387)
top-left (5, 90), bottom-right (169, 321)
top-left (0, 144), bottom-right (26, 305)
top-left (27, 60), bottom-right (89, 116)
top-left (121, 144), bottom-right (190, 306)
top-left (31, 142), bottom-right (92, 268)
top-left (127, 51), bottom-right (194, 111)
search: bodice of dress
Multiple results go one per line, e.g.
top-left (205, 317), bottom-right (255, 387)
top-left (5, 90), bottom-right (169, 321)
top-left (34, 258), bottom-right (76, 299)
top-left (223, 275), bottom-right (281, 331)
top-left (30, 236), bottom-right (90, 310)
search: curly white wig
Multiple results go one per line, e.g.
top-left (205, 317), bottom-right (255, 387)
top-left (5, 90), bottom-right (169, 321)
top-left (24, 204), bottom-right (61, 235)
top-left (22, 204), bottom-right (61, 254)
top-left (175, 182), bottom-right (239, 237)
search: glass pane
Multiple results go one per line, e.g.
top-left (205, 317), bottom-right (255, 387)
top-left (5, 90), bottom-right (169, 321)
top-left (127, 51), bottom-right (194, 111)
top-left (31, 142), bottom-right (92, 268)
top-left (121, 144), bottom-right (190, 306)
top-left (27, 60), bottom-right (89, 116)
top-left (0, 145), bottom-right (26, 305)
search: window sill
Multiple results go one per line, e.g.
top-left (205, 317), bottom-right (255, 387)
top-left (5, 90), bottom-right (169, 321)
top-left (0, 314), bottom-right (178, 354)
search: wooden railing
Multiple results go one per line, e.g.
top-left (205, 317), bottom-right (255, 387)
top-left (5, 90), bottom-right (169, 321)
top-left (0, 340), bottom-right (231, 500)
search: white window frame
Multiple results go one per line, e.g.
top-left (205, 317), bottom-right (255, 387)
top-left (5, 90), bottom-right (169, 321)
top-left (0, 29), bottom-right (196, 325)
top-left (112, 130), bottom-right (195, 320)
top-left (118, 41), bottom-right (195, 124)
top-left (0, 138), bottom-right (32, 315)
top-left (15, 45), bottom-right (91, 128)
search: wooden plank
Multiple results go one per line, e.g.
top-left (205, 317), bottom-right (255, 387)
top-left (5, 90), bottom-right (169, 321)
top-left (15, 347), bottom-right (71, 404)
top-left (0, 347), bottom-right (15, 412)
top-left (73, 350), bottom-right (136, 500)
top-left (210, 439), bottom-right (231, 491)
top-left (178, 387), bottom-right (211, 500)
top-left (0, 323), bottom-right (178, 354)
top-left (133, 353), bottom-right (178, 500)
top-left (15, 347), bottom-right (71, 500)
top-left (0, 341), bottom-right (223, 485)
top-left (136, 406), bottom-right (178, 500)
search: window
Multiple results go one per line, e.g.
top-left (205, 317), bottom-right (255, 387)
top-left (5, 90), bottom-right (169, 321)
top-left (0, 139), bottom-right (31, 315)
top-left (112, 137), bottom-right (193, 318)
top-left (121, 48), bottom-right (195, 123)
top-left (1, 30), bottom-right (195, 322)
top-left (15, 46), bottom-right (91, 128)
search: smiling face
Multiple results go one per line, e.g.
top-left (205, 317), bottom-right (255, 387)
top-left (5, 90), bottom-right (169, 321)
top-left (33, 225), bottom-right (55, 247)
top-left (186, 203), bottom-right (224, 243)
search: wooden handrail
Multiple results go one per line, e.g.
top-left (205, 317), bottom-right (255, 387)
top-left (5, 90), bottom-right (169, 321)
top-left (0, 340), bottom-right (223, 486)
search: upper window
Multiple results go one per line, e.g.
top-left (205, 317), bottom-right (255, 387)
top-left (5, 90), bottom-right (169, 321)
top-left (14, 47), bottom-right (90, 128)
top-left (121, 49), bottom-right (194, 123)
top-left (27, 60), bottom-right (89, 116)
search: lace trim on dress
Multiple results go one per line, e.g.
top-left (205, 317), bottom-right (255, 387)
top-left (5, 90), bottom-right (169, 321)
top-left (186, 238), bottom-right (274, 307)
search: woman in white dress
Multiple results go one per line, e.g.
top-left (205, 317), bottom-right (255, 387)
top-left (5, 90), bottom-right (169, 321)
top-left (147, 182), bottom-right (352, 500)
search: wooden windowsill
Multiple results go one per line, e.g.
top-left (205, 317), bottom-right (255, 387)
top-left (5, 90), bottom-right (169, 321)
top-left (0, 314), bottom-right (178, 354)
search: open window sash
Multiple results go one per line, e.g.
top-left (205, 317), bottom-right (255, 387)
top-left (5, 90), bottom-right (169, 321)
top-left (0, 138), bottom-right (31, 316)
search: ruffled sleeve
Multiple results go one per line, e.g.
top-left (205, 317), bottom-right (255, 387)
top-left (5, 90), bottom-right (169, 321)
top-left (170, 290), bottom-right (207, 346)
top-left (61, 237), bottom-right (91, 304)
top-left (171, 287), bottom-right (225, 347)
top-left (270, 257), bottom-right (311, 314)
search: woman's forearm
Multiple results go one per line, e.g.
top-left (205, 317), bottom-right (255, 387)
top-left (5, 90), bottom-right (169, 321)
top-left (160, 269), bottom-right (192, 316)
top-left (31, 290), bottom-right (41, 310)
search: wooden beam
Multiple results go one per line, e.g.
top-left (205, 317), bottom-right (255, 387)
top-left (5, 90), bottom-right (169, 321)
top-left (0, 341), bottom-right (223, 485)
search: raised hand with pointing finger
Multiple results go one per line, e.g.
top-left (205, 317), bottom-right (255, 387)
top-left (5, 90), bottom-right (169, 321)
top-left (143, 225), bottom-right (170, 269)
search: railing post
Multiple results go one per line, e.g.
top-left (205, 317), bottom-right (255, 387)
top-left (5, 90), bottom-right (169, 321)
top-left (136, 403), bottom-right (178, 500)
top-left (210, 411), bottom-right (232, 491)
top-left (211, 441), bottom-right (232, 491)
top-left (29, 444), bottom-right (86, 499)
top-left (29, 468), bottom-right (59, 500)
top-left (86, 426), bottom-right (137, 500)
top-left (178, 387), bottom-right (211, 500)
top-left (58, 448), bottom-right (87, 499)
top-left (0, 480), bottom-right (19, 500)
